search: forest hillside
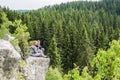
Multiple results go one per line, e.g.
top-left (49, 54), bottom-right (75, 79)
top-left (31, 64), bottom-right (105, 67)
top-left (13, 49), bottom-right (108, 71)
top-left (0, 0), bottom-right (120, 79)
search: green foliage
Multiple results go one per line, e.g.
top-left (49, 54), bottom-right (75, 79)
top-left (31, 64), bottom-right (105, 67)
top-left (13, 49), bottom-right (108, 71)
top-left (91, 40), bottom-right (120, 80)
top-left (17, 0), bottom-right (120, 72)
top-left (63, 66), bottom-right (80, 80)
top-left (12, 20), bottom-right (30, 58)
top-left (63, 65), bottom-right (93, 80)
top-left (46, 67), bottom-right (63, 80)
top-left (0, 9), bottom-right (11, 38)
top-left (64, 40), bottom-right (120, 80)
top-left (47, 35), bottom-right (61, 68)
top-left (1, 0), bottom-right (120, 75)
top-left (79, 67), bottom-right (93, 80)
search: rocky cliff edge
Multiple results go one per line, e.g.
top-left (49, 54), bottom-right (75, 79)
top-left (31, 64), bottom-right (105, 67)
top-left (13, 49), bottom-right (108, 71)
top-left (0, 34), bottom-right (50, 80)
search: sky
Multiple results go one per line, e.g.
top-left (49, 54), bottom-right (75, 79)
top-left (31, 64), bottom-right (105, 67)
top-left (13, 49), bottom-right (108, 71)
top-left (0, 0), bottom-right (99, 10)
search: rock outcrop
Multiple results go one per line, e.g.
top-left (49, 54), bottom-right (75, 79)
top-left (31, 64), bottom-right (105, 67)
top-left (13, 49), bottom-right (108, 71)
top-left (3, 34), bottom-right (14, 41)
top-left (0, 34), bottom-right (50, 80)
top-left (0, 39), bottom-right (21, 80)
top-left (25, 56), bottom-right (50, 80)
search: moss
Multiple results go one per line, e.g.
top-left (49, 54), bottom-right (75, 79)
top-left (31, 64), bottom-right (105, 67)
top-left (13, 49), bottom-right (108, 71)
top-left (19, 60), bottom-right (26, 70)
top-left (17, 72), bottom-right (26, 80)
top-left (17, 60), bottom-right (26, 80)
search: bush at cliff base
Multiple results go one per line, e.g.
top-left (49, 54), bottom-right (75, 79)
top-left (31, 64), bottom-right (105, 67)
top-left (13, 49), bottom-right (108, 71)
top-left (63, 40), bottom-right (120, 80)
top-left (46, 67), bottom-right (63, 80)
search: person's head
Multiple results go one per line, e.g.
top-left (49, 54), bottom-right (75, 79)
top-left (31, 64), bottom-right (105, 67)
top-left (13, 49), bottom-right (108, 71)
top-left (37, 40), bottom-right (41, 45)
top-left (33, 40), bottom-right (38, 46)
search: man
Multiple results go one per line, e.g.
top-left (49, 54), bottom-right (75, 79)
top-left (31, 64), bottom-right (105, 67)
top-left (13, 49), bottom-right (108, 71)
top-left (37, 40), bottom-right (48, 58)
top-left (37, 40), bottom-right (45, 52)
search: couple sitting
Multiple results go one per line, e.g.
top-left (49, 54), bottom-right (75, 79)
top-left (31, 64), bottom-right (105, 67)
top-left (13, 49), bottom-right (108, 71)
top-left (30, 40), bottom-right (48, 58)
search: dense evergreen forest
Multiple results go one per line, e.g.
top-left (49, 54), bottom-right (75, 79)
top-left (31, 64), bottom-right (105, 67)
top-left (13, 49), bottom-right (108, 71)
top-left (0, 0), bottom-right (120, 79)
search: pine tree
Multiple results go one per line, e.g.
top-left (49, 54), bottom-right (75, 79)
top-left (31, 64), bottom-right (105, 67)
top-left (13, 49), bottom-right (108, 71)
top-left (48, 35), bottom-right (61, 68)
top-left (77, 25), bottom-right (94, 68)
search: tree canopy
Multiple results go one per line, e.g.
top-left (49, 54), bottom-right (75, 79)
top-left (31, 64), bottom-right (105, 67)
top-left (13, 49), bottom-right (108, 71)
top-left (0, 0), bottom-right (120, 76)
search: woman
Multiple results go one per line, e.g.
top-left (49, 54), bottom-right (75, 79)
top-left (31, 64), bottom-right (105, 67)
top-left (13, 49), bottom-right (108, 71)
top-left (30, 40), bottom-right (40, 57)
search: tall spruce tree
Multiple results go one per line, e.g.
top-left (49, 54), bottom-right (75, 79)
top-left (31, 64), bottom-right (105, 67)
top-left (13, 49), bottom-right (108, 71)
top-left (77, 25), bottom-right (94, 68)
top-left (48, 35), bottom-right (61, 68)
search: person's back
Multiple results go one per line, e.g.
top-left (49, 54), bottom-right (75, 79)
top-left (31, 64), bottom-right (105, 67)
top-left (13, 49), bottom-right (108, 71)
top-left (37, 40), bottom-right (45, 52)
top-left (37, 40), bottom-right (48, 58)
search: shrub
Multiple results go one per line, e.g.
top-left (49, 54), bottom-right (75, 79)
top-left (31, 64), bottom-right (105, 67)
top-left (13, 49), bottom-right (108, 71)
top-left (46, 67), bottom-right (63, 80)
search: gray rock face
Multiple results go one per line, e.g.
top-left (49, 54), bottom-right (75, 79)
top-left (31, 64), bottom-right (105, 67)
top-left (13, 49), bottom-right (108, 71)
top-left (3, 34), bottom-right (14, 41)
top-left (0, 34), bottom-right (50, 80)
top-left (0, 40), bottom-right (21, 80)
top-left (25, 56), bottom-right (50, 80)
